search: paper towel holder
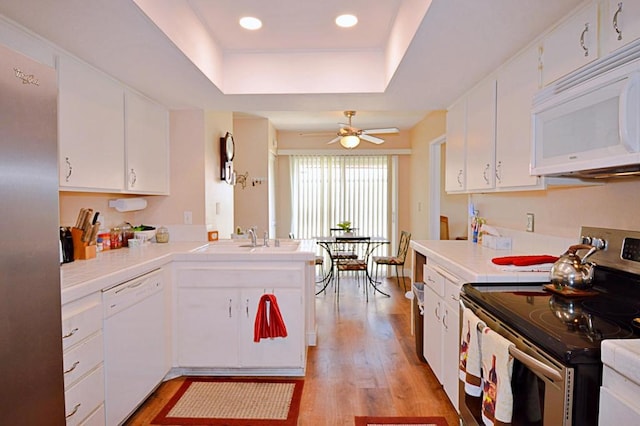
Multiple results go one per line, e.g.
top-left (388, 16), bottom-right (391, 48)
top-left (109, 198), bottom-right (148, 212)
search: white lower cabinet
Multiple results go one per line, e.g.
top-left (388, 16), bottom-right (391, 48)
top-left (423, 263), bottom-right (461, 412)
top-left (176, 264), bottom-right (306, 373)
top-left (61, 293), bottom-right (105, 425)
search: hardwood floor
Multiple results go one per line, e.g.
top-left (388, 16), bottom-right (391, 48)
top-left (125, 276), bottom-right (459, 425)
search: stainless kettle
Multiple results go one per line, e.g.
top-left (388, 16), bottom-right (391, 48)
top-left (549, 244), bottom-right (598, 289)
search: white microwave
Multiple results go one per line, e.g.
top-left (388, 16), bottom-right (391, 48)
top-left (532, 56), bottom-right (640, 178)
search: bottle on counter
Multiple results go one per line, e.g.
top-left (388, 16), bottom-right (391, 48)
top-left (110, 227), bottom-right (122, 249)
top-left (156, 226), bottom-right (169, 243)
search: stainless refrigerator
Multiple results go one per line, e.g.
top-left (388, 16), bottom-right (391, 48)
top-left (0, 42), bottom-right (65, 423)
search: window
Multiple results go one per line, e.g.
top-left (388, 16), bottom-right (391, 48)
top-left (289, 155), bottom-right (389, 241)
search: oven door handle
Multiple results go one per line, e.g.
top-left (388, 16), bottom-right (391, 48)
top-left (508, 346), bottom-right (563, 383)
top-left (460, 299), bottom-right (563, 383)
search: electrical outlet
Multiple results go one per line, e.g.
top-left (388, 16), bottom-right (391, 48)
top-left (184, 211), bottom-right (193, 225)
top-left (526, 213), bottom-right (535, 232)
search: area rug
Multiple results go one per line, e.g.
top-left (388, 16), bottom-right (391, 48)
top-left (354, 416), bottom-right (449, 426)
top-left (152, 377), bottom-right (304, 425)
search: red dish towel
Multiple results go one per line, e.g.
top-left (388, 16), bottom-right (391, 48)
top-left (491, 255), bottom-right (558, 266)
top-left (253, 294), bottom-right (288, 342)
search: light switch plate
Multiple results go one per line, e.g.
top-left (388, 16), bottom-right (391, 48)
top-left (526, 213), bottom-right (535, 232)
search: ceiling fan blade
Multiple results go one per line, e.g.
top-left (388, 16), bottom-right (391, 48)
top-left (362, 127), bottom-right (400, 135)
top-left (360, 134), bottom-right (384, 144)
top-left (327, 136), bottom-right (341, 144)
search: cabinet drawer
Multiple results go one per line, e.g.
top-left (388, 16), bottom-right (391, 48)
top-left (423, 264), bottom-right (445, 297)
top-left (444, 280), bottom-right (462, 309)
top-left (65, 365), bottom-right (104, 426)
top-left (63, 332), bottom-right (103, 389)
top-left (62, 293), bottom-right (102, 351)
top-left (79, 404), bottom-right (105, 426)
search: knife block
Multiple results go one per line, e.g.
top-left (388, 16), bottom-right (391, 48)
top-left (71, 227), bottom-right (96, 260)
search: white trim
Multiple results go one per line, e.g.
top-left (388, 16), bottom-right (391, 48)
top-left (429, 135), bottom-right (446, 239)
top-left (278, 148), bottom-right (411, 156)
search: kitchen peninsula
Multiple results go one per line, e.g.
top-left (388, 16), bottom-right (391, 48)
top-left (60, 239), bottom-right (316, 425)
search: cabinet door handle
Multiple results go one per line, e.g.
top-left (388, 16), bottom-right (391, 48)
top-left (64, 157), bottom-right (72, 182)
top-left (614, 2), bottom-right (623, 41)
top-left (495, 160), bottom-right (502, 183)
top-left (580, 23), bottom-right (590, 57)
top-left (442, 309), bottom-right (449, 330)
top-left (65, 403), bottom-right (81, 419)
top-left (62, 327), bottom-right (78, 339)
top-left (246, 298), bottom-right (250, 317)
top-left (457, 169), bottom-right (463, 187)
top-left (228, 298), bottom-right (232, 318)
top-left (483, 163), bottom-right (491, 184)
top-left (129, 168), bottom-right (137, 187)
top-left (63, 360), bottom-right (80, 374)
top-left (435, 301), bottom-right (441, 320)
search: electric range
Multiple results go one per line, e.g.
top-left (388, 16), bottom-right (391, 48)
top-left (460, 226), bottom-right (640, 426)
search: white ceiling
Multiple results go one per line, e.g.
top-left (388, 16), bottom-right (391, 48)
top-left (0, 0), bottom-right (584, 132)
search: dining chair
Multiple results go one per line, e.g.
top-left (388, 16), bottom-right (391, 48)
top-left (335, 236), bottom-right (371, 301)
top-left (372, 231), bottom-right (411, 291)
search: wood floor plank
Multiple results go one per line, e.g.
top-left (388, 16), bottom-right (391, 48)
top-left (125, 276), bottom-right (459, 426)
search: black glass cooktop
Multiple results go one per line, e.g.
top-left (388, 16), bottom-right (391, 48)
top-left (462, 280), bottom-right (640, 364)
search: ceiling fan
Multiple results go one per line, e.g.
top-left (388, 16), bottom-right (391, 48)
top-left (328, 111), bottom-right (399, 149)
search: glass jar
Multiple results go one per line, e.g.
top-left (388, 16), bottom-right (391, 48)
top-left (120, 222), bottom-right (134, 247)
top-left (156, 226), bottom-right (169, 243)
top-left (110, 227), bottom-right (122, 249)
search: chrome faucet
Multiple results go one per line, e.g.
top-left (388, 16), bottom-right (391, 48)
top-left (263, 231), bottom-right (269, 247)
top-left (247, 228), bottom-right (257, 247)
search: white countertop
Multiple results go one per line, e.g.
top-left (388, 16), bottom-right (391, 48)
top-left (60, 242), bottom-right (207, 304)
top-left (602, 339), bottom-right (640, 384)
top-left (60, 239), bottom-right (316, 305)
top-left (410, 239), bottom-right (553, 283)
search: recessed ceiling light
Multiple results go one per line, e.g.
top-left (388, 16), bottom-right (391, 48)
top-left (239, 16), bottom-right (262, 30)
top-left (335, 14), bottom-right (358, 28)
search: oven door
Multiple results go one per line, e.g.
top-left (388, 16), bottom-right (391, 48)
top-left (460, 297), bottom-right (574, 426)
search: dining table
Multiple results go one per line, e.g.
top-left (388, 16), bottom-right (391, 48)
top-left (314, 235), bottom-right (390, 298)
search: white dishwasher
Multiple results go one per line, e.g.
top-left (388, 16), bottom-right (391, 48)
top-left (103, 269), bottom-right (168, 425)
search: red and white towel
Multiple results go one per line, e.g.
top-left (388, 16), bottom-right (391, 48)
top-left (459, 308), bottom-right (484, 397)
top-left (491, 255), bottom-right (559, 272)
top-left (253, 294), bottom-right (288, 342)
top-left (480, 327), bottom-right (515, 426)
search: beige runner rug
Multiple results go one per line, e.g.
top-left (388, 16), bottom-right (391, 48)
top-left (152, 377), bottom-right (303, 425)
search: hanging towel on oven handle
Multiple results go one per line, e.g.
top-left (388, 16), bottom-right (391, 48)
top-left (254, 293), bottom-right (288, 342)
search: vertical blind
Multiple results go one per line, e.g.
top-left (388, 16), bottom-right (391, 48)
top-left (289, 155), bottom-right (389, 242)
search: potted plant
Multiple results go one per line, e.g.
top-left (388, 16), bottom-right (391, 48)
top-left (337, 221), bottom-right (353, 235)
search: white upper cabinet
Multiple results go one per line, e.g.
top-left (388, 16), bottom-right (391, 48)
top-left (124, 90), bottom-right (169, 194)
top-left (58, 54), bottom-right (125, 192)
top-left (495, 45), bottom-right (542, 189)
top-left (445, 99), bottom-right (466, 192)
top-left (602, 0), bottom-right (640, 54)
top-left (465, 78), bottom-right (497, 192)
top-left (541, 2), bottom-right (599, 86)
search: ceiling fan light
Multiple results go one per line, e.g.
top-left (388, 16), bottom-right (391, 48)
top-left (340, 135), bottom-right (360, 149)
top-left (335, 14), bottom-right (358, 28)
